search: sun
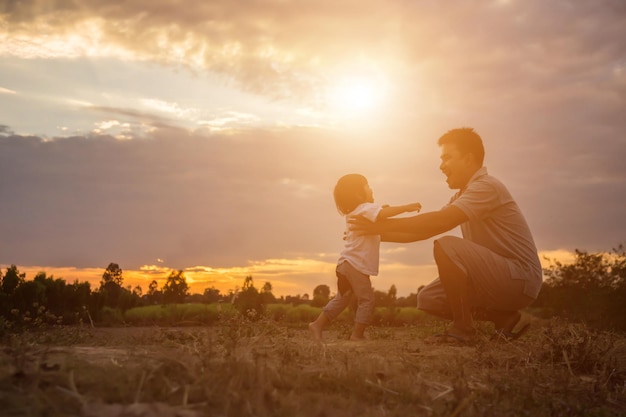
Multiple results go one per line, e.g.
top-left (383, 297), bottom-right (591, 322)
top-left (325, 74), bottom-right (388, 115)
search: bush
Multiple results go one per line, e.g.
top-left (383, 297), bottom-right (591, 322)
top-left (124, 303), bottom-right (236, 325)
top-left (371, 307), bottom-right (426, 326)
top-left (536, 245), bottom-right (626, 332)
top-left (394, 307), bottom-right (426, 325)
top-left (284, 304), bottom-right (321, 323)
top-left (266, 303), bottom-right (289, 321)
top-left (99, 307), bottom-right (125, 326)
top-left (233, 277), bottom-right (265, 319)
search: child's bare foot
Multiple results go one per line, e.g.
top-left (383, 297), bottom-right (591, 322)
top-left (309, 322), bottom-right (323, 341)
top-left (350, 323), bottom-right (367, 341)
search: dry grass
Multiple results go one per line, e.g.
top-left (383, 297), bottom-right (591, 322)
top-left (1, 314), bottom-right (625, 417)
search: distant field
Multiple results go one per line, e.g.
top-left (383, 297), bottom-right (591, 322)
top-left (121, 303), bottom-right (428, 327)
top-left (1, 314), bottom-right (625, 416)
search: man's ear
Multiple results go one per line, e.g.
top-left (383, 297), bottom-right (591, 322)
top-left (465, 152), bottom-right (478, 166)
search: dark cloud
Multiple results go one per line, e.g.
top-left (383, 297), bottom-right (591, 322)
top-left (0, 126), bottom-right (410, 269)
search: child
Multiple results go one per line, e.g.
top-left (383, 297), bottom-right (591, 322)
top-left (309, 173), bottom-right (421, 341)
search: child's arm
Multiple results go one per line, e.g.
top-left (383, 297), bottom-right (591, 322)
top-left (376, 202), bottom-right (422, 221)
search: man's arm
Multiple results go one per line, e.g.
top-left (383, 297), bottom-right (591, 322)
top-left (350, 205), bottom-right (469, 242)
top-left (377, 202), bottom-right (422, 220)
top-left (379, 232), bottom-right (424, 243)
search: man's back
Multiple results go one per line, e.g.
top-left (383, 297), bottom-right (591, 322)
top-left (448, 167), bottom-right (542, 297)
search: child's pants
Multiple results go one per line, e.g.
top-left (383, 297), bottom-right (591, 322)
top-left (323, 261), bottom-right (374, 325)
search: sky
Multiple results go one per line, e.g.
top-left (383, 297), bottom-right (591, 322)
top-left (1, 0), bottom-right (625, 298)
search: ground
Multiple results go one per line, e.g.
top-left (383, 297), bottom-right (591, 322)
top-left (1, 315), bottom-right (625, 416)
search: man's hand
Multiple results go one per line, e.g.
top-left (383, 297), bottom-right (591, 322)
top-left (347, 214), bottom-right (378, 234)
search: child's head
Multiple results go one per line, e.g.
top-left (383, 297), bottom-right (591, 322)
top-left (334, 173), bottom-right (373, 215)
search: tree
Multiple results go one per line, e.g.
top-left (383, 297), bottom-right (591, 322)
top-left (147, 280), bottom-right (162, 304)
top-left (374, 289), bottom-right (389, 307)
top-left (162, 270), bottom-right (189, 304)
top-left (12, 279), bottom-right (45, 315)
top-left (99, 263), bottom-right (125, 308)
top-left (313, 284), bottom-right (330, 299)
top-left (233, 276), bottom-right (264, 319)
top-left (260, 281), bottom-right (276, 304)
top-left (203, 287), bottom-right (221, 303)
top-left (311, 284), bottom-right (331, 307)
top-left (0, 265), bottom-right (26, 317)
top-left (101, 263), bottom-right (123, 287)
top-left (243, 275), bottom-right (254, 290)
top-left (1, 265), bottom-right (25, 295)
top-left (65, 280), bottom-right (92, 324)
top-left (536, 245), bottom-right (626, 330)
top-left (148, 280), bottom-right (158, 295)
top-left (387, 285), bottom-right (397, 305)
top-left (396, 292), bottom-right (418, 307)
top-left (33, 272), bottom-right (66, 316)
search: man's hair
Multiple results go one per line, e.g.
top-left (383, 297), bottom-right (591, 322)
top-left (334, 173), bottom-right (368, 215)
top-left (437, 127), bottom-right (485, 166)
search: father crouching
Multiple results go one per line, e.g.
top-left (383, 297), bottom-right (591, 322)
top-left (349, 127), bottom-right (542, 345)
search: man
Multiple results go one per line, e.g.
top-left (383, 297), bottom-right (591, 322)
top-left (350, 127), bottom-right (542, 344)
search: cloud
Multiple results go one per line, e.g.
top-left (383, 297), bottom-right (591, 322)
top-left (2, 2), bottom-right (625, 148)
top-left (2, 1), bottom-right (620, 108)
top-left (0, 126), bottom-right (349, 270)
top-left (0, 86), bottom-right (17, 95)
top-left (198, 111), bottom-right (262, 131)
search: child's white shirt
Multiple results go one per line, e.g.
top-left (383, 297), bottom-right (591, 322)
top-left (337, 202), bottom-right (383, 276)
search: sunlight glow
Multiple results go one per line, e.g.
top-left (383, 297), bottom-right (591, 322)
top-left (326, 75), bottom-right (386, 114)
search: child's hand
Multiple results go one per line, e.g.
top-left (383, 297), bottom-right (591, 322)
top-left (407, 202), bottom-right (422, 212)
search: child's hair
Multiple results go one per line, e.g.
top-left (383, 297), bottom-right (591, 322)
top-left (334, 173), bottom-right (368, 215)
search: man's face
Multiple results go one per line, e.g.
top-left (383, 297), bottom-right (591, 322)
top-left (439, 143), bottom-right (474, 190)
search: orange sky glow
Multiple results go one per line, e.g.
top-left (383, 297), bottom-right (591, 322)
top-left (1, 249), bottom-right (575, 298)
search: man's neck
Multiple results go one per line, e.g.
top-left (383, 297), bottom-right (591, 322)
top-left (459, 166), bottom-right (484, 190)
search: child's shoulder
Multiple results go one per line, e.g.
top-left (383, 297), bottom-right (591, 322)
top-left (350, 202), bottom-right (382, 216)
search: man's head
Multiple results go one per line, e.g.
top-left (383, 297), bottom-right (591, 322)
top-left (437, 127), bottom-right (484, 190)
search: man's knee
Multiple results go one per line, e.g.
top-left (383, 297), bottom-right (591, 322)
top-left (416, 289), bottom-right (434, 310)
top-left (433, 236), bottom-right (462, 260)
top-left (417, 288), bottom-right (451, 320)
top-left (417, 281), bottom-right (447, 312)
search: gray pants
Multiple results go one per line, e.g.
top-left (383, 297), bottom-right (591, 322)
top-left (323, 261), bottom-right (375, 325)
top-left (417, 236), bottom-right (535, 317)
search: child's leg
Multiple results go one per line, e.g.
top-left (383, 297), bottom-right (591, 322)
top-left (336, 262), bottom-right (374, 341)
top-left (309, 311), bottom-right (331, 341)
top-left (309, 265), bottom-right (352, 341)
top-left (350, 322), bottom-right (367, 340)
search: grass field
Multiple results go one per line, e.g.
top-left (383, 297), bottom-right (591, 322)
top-left (1, 313), bottom-right (625, 416)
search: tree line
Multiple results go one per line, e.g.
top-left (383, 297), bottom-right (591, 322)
top-left (2, 244), bottom-right (625, 331)
top-left (533, 244), bottom-right (626, 331)
top-left (0, 262), bottom-right (417, 328)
